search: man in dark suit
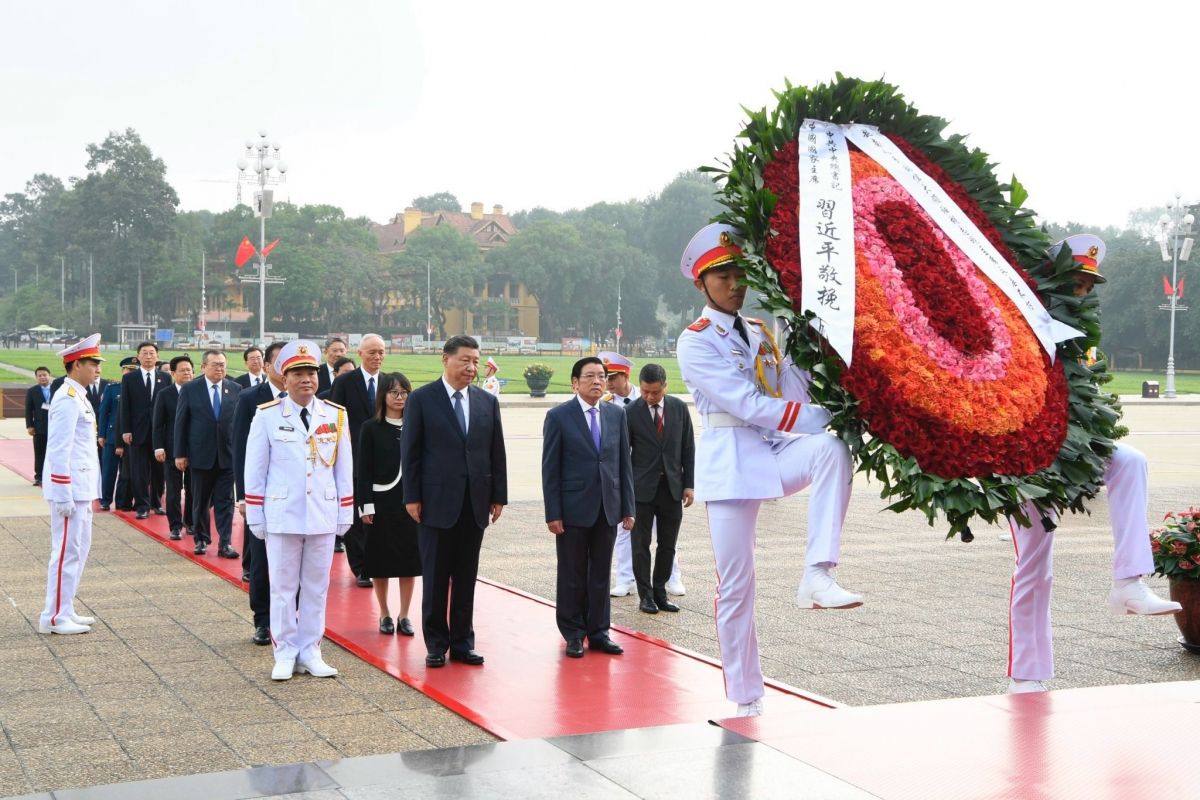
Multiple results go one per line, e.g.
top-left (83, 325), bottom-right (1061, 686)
top-left (153, 355), bottom-right (194, 540)
top-left (625, 363), bottom-right (695, 615)
top-left (98, 358), bottom-right (137, 510)
top-left (542, 356), bottom-right (635, 659)
top-left (317, 336), bottom-right (347, 396)
top-left (233, 345), bottom-right (267, 390)
top-left (119, 341), bottom-right (170, 519)
top-left (402, 335), bottom-right (507, 668)
top-left (25, 366), bottom-right (53, 486)
top-left (330, 333), bottom-right (386, 580)
top-left (232, 340), bottom-right (286, 645)
top-left (174, 349), bottom-right (241, 557)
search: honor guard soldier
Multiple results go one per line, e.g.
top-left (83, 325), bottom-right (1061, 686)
top-left (677, 223), bottom-right (860, 717)
top-left (244, 340), bottom-right (354, 680)
top-left (39, 334), bottom-right (105, 635)
top-left (482, 357), bottom-right (501, 397)
top-left (1006, 235), bottom-right (1180, 695)
top-left (599, 351), bottom-right (640, 406)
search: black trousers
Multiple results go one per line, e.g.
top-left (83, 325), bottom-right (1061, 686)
top-left (32, 434), bottom-right (46, 482)
top-left (556, 508), bottom-right (617, 642)
top-left (343, 514), bottom-right (367, 577)
top-left (632, 477), bottom-right (684, 600)
top-left (164, 462), bottom-right (192, 532)
top-left (418, 493), bottom-right (484, 656)
top-left (119, 447), bottom-right (134, 509)
top-left (190, 465), bottom-right (234, 549)
top-left (247, 530), bottom-right (270, 628)
top-left (151, 457), bottom-right (164, 510)
top-left (129, 442), bottom-right (155, 513)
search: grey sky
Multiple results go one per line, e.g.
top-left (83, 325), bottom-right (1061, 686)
top-left (2, 1), bottom-right (1196, 229)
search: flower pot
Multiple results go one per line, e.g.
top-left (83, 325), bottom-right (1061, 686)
top-left (1170, 578), bottom-right (1200, 653)
top-left (526, 377), bottom-right (550, 398)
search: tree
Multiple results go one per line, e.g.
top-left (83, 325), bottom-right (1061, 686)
top-left (391, 225), bottom-right (485, 338)
top-left (643, 170), bottom-right (723, 320)
top-left (411, 192), bottom-right (461, 213)
top-left (486, 219), bottom-right (583, 341)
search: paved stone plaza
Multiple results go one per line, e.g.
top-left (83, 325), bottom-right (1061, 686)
top-left (0, 404), bottom-right (1196, 797)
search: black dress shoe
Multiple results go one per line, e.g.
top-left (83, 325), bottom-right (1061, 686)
top-left (185, 526), bottom-right (194, 536)
top-left (449, 649), bottom-right (484, 665)
top-left (565, 639), bottom-right (584, 658)
top-left (653, 593), bottom-right (681, 613)
top-left (32, 480), bottom-right (41, 487)
top-left (253, 626), bottom-right (271, 645)
top-left (398, 617), bottom-right (415, 636)
top-left (425, 653), bottom-right (446, 668)
top-left (118, 506), bottom-right (134, 513)
top-left (99, 504), bottom-right (110, 511)
top-left (639, 597), bottom-right (659, 614)
top-left (194, 542), bottom-right (208, 555)
top-left (153, 507), bottom-right (166, 515)
top-left (169, 529), bottom-right (182, 541)
top-left (334, 538), bottom-right (345, 553)
top-left (241, 570), bottom-right (250, 582)
top-left (135, 511), bottom-right (149, 519)
top-left (588, 636), bottom-right (624, 655)
top-left (218, 545), bottom-right (240, 559)
top-left (380, 616), bottom-right (395, 635)
top-left (356, 575), bottom-right (373, 588)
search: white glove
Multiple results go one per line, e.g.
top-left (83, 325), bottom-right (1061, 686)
top-left (54, 501), bottom-right (75, 518)
top-left (249, 524), bottom-right (266, 540)
top-left (794, 404), bottom-right (833, 434)
top-left (337, 524), bottom-right (351, 537)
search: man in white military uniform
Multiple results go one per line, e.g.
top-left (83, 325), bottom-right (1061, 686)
top-left (245, 340), bottom-right (354, 680)
top-left (482, 357), bottom-right (501, 397)
top-left (677, 223), bottom-right (859, 717)
top-left (39, 334), bottom-right (104, 635)
top-left (1006, 234), bottom-right (1180, 695)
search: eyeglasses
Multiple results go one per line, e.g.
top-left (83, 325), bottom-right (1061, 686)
top-left (386, 390), bottom-right (409, 398)
top-left (578, 373), bottom-right (608, 382)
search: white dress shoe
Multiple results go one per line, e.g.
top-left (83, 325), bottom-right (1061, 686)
top-left (665, 579), bottom-right (687, 597)
top-left (38, 620), bottom-right (90, 635)
top-left (68, 614), bottom-right (95, 626)
top-left (998, 532), bottom-right (1012, 542)
top-left (797, 570), bottom-right (863, 609)
top-left (1008, 679), bottom-right (1047, 694)
top-left (271, 659), bottom-right (296, 681)
top-left (609, 581), bottom-right (636, 598)
top-left (1108, 579), bottom-right (1182, 616)
top-left (735, 699), bottom-right (764, 717)
top-left (295, 657), bottom-right (338, 677)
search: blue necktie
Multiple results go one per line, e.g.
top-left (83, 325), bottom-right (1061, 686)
top-left (452, 391), bottom-right (467, 436)
top-left (211, 384), bottom-right (221, 418)
top-left (367, 376), bottom-right (376, 409)
top-left (588, 407), bottom-right (601, 452)
top-left (41, 386), bottom-right (49, 404)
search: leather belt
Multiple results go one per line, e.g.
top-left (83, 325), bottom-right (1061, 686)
top-left (701, 412), bottom-right (748, 429)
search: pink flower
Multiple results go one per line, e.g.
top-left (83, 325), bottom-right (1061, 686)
top-left (1183, 560), bottom-right (1197, 569)
top-left (1187, 521), bottom-right (1195, 532)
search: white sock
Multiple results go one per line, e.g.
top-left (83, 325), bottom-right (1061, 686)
top-left (804, 563), bottom-right (833, 581)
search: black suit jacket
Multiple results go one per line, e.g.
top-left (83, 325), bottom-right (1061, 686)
top-left (234, 372), bottom-right (268, 390)
top-left (152, 384), bottom-right (183, 460)
top-left (330, 368), bottom-right (378, 447)
top-left (25, 384), bottom-right (51, 435)
top-left (542, 398), bottom-right (635, 528)
top-left (119, 369), bottom-right (171, 446)
top-left (173, 377), bottom-right (241, 471)
top-left (625, 395), bottom-right (695, 504)
top-left (317, 363), bottom-right (336, 396)
top-left (232, 380), bottom-right (278, 501)
top-left (401, 381), bottom-right (508, 530)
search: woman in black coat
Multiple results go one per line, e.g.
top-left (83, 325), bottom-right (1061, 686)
top-left (357, 372), bottom-right (421, 635)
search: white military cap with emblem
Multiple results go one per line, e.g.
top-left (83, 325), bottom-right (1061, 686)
top-left (1048, 234), bottom-right (1106, 284)
top-left (597, 351), bottom-right (634, 376)
top-left (56, 333), bottom-right (105, 364)
top-left (681, 223), bottom-right (744, 280)
top-left (276, 339), bottom-right (321, 372)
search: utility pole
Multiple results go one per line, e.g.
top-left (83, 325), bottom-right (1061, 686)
top-left (616, 280), bottom-right (622, 353)
top-left (200, 252), bottom-right (207, 341)
top-left (235, 129), bottom-right (288, 343)
top-left (88, 254), bottom-right (93, 327)
top-left (427, 260), bottom-right (432, 344)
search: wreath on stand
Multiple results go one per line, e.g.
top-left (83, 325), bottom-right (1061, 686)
top-left (705, 75), bottom-right (1124, 540)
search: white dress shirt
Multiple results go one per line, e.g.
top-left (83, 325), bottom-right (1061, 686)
top-left (442, 376), bottom-right (470, 435)
top-left (577, 394), bottom-right (601, 438)
top-left (141, 368), bottom-right (157, 399)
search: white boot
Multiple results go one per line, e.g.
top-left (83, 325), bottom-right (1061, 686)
top-left (1008, 679), bottom-right (1047, 694)
top-left (609, 581), bottom-right (636, 598)
top-left (296, 657), bottom-right (338, 677)
top-left (38, 620), bottom-right (90, 635)
top-left (271, 659), bottom-right (296, 681)
top-left (735, 699), bottom-right (764, 717)
top-left (665, 579), bottom-right (687, 597)
top-left (1108, 578), bottom-right (1182, 616)
top-left (797, 567), bottom-right (863, 609)
top-left (68, 614), bottom-right (95, 626)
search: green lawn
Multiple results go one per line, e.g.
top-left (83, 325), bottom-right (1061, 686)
top-left (1104, 372), bottom-right (1200, 396)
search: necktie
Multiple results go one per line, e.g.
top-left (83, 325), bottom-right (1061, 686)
top-left (732, 316), bottom-right (750, 346)
top-left (452, 391), bottom-right (467, 436)
top-left (588, 407), bottom-right (601, 453)
top-left (367, 376), bottom-right (376, 409)
top-left (654, 404), bottom-right (663, 438)
top-left (211, 384), bottom-right (221, 418)
top-left (146, 372), bottom-right (152, 398)
top-left (42, 386), bottom-right (49, 404)
top-left (300, 407), bottom-right (310, 431)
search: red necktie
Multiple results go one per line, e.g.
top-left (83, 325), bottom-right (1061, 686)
top-left (654, 404), bottom-right (663, 438)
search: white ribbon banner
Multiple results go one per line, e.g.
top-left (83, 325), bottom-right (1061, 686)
top-left (841, 123), bottom-right (1079, 360)
top-left (797, 120), bottom-right (856, 365)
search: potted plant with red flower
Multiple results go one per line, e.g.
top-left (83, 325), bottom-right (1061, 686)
top-left (1151, 509), bottom-right (1200, 652)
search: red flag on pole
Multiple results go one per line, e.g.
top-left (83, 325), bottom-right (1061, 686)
top-left (1179, 276), bottom-right (1186, 299)
top-left (261, 238), bottom-right (280, 258)
top-left (1164, 275), bottom-right (1174, 296)
top-left (235, 237), bottom-right (257, 268)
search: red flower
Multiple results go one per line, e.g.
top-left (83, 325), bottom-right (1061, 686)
top-left (1182, 559), bottom-right (1196, 569)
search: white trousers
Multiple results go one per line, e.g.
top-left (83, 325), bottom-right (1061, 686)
top-left (40, 501), bottom-right (93, 628)
top-left (613, 520), bottom-right (682, 586)
top-left (1007, 443), bottom-right (1155, 681)
top-left (267, 532), bottom-right (335, 664)
top-left (706, 433), bottom-right (852, 704)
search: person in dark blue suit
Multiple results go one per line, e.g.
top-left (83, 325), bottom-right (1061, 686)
top-left (98, 357), bottom-right (138, 510)
top-left (401, 335), bottom-right (508, 668)
top-left (152, 355), bottom-right (194, 540)
top-left (542, 356), bottom-right (635, 659)
top-left (24, 366), bottom-right (53, 485)
top-left (174, 349), bottom-right (241, 557)
top-left (232, 340), bottom-right (286, 645)
top-left (119, 341), bottom-right (171, 519)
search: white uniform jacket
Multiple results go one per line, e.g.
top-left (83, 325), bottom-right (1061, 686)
top-left (42, 377), bottom-right (100, 502)
top-left (677, 307), bottom-right (831, 501)
top-left (482, 375), bottom-right (501, 397)
top-left (244, 396), bottom-right (355, 535)
top-left (603, 384), bottom-right (640, 406)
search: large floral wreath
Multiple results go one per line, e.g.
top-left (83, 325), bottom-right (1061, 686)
top-left (706, 76), bottom-right (1124, 539)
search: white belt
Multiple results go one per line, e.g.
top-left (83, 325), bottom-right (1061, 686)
top-left (372, 472), bottom-right (401, 493)
top-left (701, 412), bottom-right (748, 429)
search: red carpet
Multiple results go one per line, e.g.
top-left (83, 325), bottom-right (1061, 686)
top-left (0, 438), bottom-right (831, 740)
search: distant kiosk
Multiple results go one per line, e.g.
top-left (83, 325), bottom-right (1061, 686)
top-left (117, 324), bottom-right (155, 350)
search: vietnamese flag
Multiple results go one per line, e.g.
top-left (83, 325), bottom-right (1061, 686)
top-left (1179, 276), bottom-right (1186, 299)
top-left (261, 238), bottom-right (280, 258)
top-left (235, 237), bottom-right (257, 268)
top-left (1164, 275), bottom-right (1174, 296)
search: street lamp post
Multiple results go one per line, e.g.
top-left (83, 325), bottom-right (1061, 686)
top-left (1158, 191), bottom-right (1194, 399)
top-left (235, 129), bottom-right (288, 343)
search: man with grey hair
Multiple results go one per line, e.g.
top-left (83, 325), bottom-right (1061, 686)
top-left (330, 334), bottom-right (386, 585)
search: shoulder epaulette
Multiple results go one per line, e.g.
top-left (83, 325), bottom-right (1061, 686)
top-left (257, 398), bottom-right (282, 410)
top-left (66, 387), bottom-right (76, 397)
top-left (744, 317), bottom-right (765, 325)
top-left (687, 318), bottom-right (711, 332)
top-left (602, 393), bottom-right (614, 402)
top-left (323, 400), bottom-right (345, 410)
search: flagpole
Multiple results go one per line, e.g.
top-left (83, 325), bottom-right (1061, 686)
top-left (201, 252), bottom-right (207, 338)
